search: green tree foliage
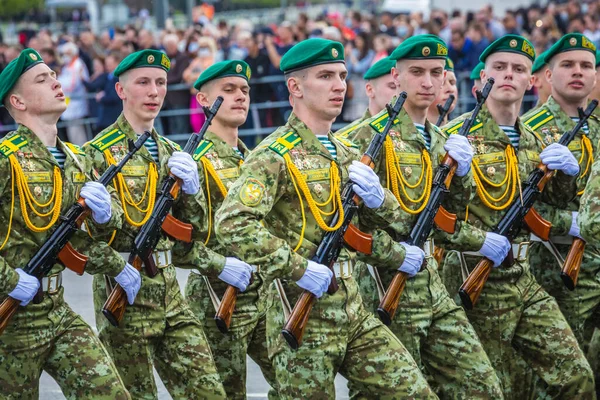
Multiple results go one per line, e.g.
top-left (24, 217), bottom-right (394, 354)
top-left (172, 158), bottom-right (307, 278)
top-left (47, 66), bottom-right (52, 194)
top-left (0, 0), bottom-right (44, 19)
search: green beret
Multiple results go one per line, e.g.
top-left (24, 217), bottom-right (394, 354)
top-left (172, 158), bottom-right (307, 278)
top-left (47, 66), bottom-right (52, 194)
top-left (194, 60), bottom-right (252, 90)
top-left (445, 57), bottom-right (454, 72)
top-left (389, 34), bottom-right (448, 61)
top-left (532, 49), bottom-right (550, 74)
top-left (542, 33), bottom-right (597, 64)
top-left (470, 62), bottom-right (485, 80)
top-left (479, 34), bottom-right (536, 63)
top-left (280, 38), bottom-right (344, 74)
top-left (0, 48), bottom-right (44, 104)
top-left (363, 57), bottom-right (395, 80)
top-left (114, 49), bottom-right (171, 77)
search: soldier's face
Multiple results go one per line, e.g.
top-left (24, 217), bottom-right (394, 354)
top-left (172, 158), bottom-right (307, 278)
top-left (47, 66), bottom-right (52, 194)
top-left (591, 67), bottom-right (600, 102)
top-left (13, 63), bottom-right (67, 116)
top-left (482, 53), bottom-right (533, 105)
top-left (116, 68), bottom-right (167, 122)
top-left (366, 74), bottom-right (397, 114)
top-left (434, 70), bottom-right (458, 113)
top-left (294, 63), bottom-right (348, 121)
top-left (547, 51), bottom-right (597, 103)
top-left (197, 76), bottom-right (250, 128)
top-left (392, 59), bottom-right (445, 110)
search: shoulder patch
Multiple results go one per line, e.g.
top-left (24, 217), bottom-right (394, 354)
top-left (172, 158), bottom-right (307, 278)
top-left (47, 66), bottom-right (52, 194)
top-left (0, 134), bottom-right (28, 158)
top-left (159, 136), bottom-right (182, 151)
top-left (90, 129), bottom-right (126, 152)
top-left (268, 131), bottom-right (302, 157)
top-left (239, 177), bottom-right (265, 207)
top-left (369, 111), bottom-right (400, 134)
top-left (444, 117), bottom-right (483, 135)
top-left (192, 140), bottom-right (214, 161)
top-left (524, 108), bottom-right (554, 131)
top-left (65, 142), bottom-right (85, 156)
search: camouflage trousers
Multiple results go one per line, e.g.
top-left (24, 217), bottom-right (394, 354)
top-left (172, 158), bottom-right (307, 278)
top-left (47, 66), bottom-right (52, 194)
top-left (93, 265), bottom-right (226, 400)
top-left (185, 272), bottom-right (278, 400)
top-left (443, 252), bottom-right (595, 399)
top-left (0, 288), bottom-right (129, 400)
top-left (354, 261), bottom-right (503, 399)
top-left (267, 273), bottom-right (438, 400)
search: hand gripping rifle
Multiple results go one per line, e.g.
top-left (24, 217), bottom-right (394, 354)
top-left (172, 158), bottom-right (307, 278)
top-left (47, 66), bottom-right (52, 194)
top-left (0, 131), bottom-right (153, 335)
top-left (436, 94), bottom-right (456, 127)
top-left (102, 97), bottom-right (223, 327)
top-left (280, 93), bottom-right (408, 350)
top-left (377, 78), bottom-right (494, 325)
top-left (459, 100), bottom-right (598, 309)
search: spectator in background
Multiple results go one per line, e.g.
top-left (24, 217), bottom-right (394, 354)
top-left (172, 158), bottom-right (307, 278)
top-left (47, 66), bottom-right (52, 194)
top-left (467, 22), bottom-right (490, 54)
top-left (84, 55), bottom-right (105, 123)
top-left (346, 31), bottom-right (375, 76)
top-left (163, 33), bottom-right (191, 134)
top-left (502, 11), bottom-right (520, 35)
top-left (58, 41), bottom-right (89, 145)
top-left (449, 28), bottom-right (481, 75)
top-left (265, 21), bottom-right (295, 122)
top-left (378, 12), bottom-right (397, 36)
top-left (83, 52), bottom-right (122, 130)
top-left (242, 31), bottom-right (273, 130)
top-left (39, 47), bottom-right (61, 75)
top-left (372, 34), bottom-right (391, 64)
top-left (138, 29), bottom-right (157, 50)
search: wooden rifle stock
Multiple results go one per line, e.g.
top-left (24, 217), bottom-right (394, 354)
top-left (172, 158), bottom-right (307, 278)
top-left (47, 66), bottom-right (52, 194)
top-left (102, 256), bottom-right (143, 327)
top-left (0, 297), bottom-right (21, 335)
top-left (561, 238), bottom-right (585, 291)
top-left (214, 285), bottom-right (239, 334)
top-left (281, 291), bottom-right (316, 350)
top-left (433, 246), bottom-right (445, 265)
top-left (458, 258), bottom-right (494, 309)
top-left (376, 272), bottom-right (408, 326)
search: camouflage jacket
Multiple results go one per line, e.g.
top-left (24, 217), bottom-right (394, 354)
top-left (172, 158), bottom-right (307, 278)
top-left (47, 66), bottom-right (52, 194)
top-left (0, 125), bottom-right (125, 297)
top-left (215, 113), bottom-right (404, 284)
top-left (521, 96), bottom-right (600, 239)
top-left (336, 106), bottom-right (475, 265)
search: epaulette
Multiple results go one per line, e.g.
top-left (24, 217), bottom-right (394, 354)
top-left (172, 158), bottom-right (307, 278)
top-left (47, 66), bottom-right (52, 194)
top-left (369, 110), bottom-right (400, 133)
top-left (268, 130), bottom-right (302, 156)
top-left (192, 140), bottom-right (214, 161)
top-left (65, 142), bottom-right (85, 156)
top-left (521, 123), bottom-right (546, 147)
top-left (335, 118), bottom-right (370, 139)
top-left (443, 117), bottom-right (483, 135)
top-left (159, 136), bottom-right (182, 151)
top-left (524, 108), bottom-right (554, 131)
top-left (334, 136), bottom-right (359, 149)
top-left (0, 134), bottom-right (27, 158)
top-left (89, 128), bottom-right (126, 152)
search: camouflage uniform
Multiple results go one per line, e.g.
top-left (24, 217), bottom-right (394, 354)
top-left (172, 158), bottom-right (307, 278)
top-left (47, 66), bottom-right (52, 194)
top-left (438, 105), bottom-right (595, 399)
top-left (0, 125), bottom-right (130, 399)
top-left (216, 112), bottom-right (437, 399)
top-left (175, 130), bottom-right (278, 399)
top-left (337, 107), bottom-right (503, 399)
top-left (84, 114), bottom-right (226, 400)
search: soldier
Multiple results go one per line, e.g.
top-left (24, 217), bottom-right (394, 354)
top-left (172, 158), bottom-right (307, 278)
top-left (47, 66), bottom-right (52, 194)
top-left (591, 49), bottom-right (600, 110)
top-left (439, 34), bottom-right (595, 398)
top-left (471, 62), bottom-right (485, 97)
top-left (530, 49), bottom-right (551, 110)
top-left (215, 38), bottom-right (437, 399)
top-left (521, 32), bottom-right (600, 392)
top-left (176, 60), bottom-right (278, 399)
top-left (83, 50), bottom-right (227, 399)
top-left (337, 34), bottom-right (503, 398)
top-left (0, 49), bottom-right (130, 399)
top-left (427, 57), bottom-right (459, 125)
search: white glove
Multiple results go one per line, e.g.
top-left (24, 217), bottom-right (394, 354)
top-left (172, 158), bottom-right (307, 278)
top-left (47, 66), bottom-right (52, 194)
top-left (398, 242), bottom-right (425, 277)
top-left (218, 257), bottom-right (254, 292)
top-left (114, 263), bottom-right (141, 305)
top-left (168, 151), bottom-right (200, 195)
top-left (80, 181), bottom-right (112, 224)
top-left (540, 143), bottom-right (580, 176)
top-left (349, 161), bottom-right (385, 209)
top-left (479, 232), bottom-right (511, 267)
top-left (9, 268), bottom-right (40, 306)
top-left (295, 260), bottom-right (333, 298)
top-left (569, 211), bottom-right (581, 238)
top-left (444, 135), bottom-right (474, 177)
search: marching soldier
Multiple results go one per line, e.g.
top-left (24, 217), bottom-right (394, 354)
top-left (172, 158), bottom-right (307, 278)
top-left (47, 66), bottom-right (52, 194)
top-left (338, 34), bottom-right (503, 398)
top-left (427, 57), bottom-right (459, 125)
top-left (215, 38), bottom-right (437, 398)
top-left (439, 34), bottom-right (595, 398)
top-left (83, 50), bottom-right (227, 399)
top-left (176, 60), bottom-right (278, 399)
top-left (522, 33), bottom-right (600, 393)
top-left (0, 49), bottom-right (130, 399)
top-left (471, 62), bottom-right (485, 97)
top-left (530, 49), bottom-right (552, 110)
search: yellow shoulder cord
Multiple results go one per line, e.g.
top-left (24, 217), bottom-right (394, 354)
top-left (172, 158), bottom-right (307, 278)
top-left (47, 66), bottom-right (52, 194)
top-left (8, 155), bottom-right (63, 233)
top-left (472, 145), bottom-right (518, 210)
top-left (200, 157), bottom-right (229, 245)
top-left (0, 158), bottom-right (17, 250)
top-left (577, 135), bottom-right (594, 195)
top-left (384, 136), bottom-right (432, 214)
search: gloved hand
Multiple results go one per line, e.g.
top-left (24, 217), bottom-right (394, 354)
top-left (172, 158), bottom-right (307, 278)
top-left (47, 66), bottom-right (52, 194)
top-left (80, 181), bottom-right (111, 224)
top-left (218, 257), bottom-right (254, 292)
top-left (444, 134), bottom-right (474, 177)
top-left (349, 161), bottom-right (385, 209)
top-left (9, 268), bottom-right (40, 306)
top-left (479, 232), bottom-right (511, 267)
top-left (168, 151), bottom-right (200, 195)
top-left (569, 211), bottom-right (581, 238)
top-left (295, 260), bottom-right (333, 298)
top-left (398, 242), bottom-right (425, 277)
top-left (540, 143), bottom-right (580, 176)
top-left (114, 263), bottom-right (141, 305)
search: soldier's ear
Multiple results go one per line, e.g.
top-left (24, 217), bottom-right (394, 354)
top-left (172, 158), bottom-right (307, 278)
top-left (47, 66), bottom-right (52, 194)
top-left (287, 76), bottom-right (303, 99)
top-left (196, 91), bottom-right (210, 108)
top-left (544, 67), bottom-right (553, 86)
top-left (115, 82), bottom-right (126, 101)
top-left (8, 92), bottom-right (26, 112)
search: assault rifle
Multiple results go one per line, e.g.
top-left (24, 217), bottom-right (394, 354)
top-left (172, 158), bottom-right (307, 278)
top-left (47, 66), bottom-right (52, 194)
top-left (436, 94), bottom-right (456, 127)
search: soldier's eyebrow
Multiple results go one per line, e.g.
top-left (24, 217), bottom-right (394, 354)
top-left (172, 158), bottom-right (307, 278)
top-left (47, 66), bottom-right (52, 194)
top-left (33, 71), bottom-right (51, 80)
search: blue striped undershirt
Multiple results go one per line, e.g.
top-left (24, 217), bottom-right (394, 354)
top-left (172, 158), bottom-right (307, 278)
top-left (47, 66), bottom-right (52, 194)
top-left (414, 123), bottom-right (431, 150)
top-left (500, 125), bottom-right (520, 150)
top-left (144, 136), bottom-right (159, 163)
top-left (233, 147), bottom-right (244, 159)
top-left (47, 147), bottom-right (66, 169)
top-left (316, 136), bottom-right (337, 160)
top-left (570, 117), bottom-right (589, 135)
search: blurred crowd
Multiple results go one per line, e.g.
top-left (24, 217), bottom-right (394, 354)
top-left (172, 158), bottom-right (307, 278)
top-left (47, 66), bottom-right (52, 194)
top-left (1, 0), bottom-right (600, 144)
